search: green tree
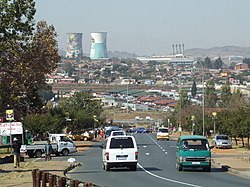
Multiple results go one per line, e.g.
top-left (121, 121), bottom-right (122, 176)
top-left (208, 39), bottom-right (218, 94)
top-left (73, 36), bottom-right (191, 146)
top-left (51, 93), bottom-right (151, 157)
top-left (59, 92), bottom-right (103, 132)
top-left (191, 80), bottom-right (197, 98)
top-left (205, 79), bottom-right (217, 108)
top-left (213, 57), bottom-right (223, 69)
top-left (220, 81), bottom-right (231, 107)
top-left (204, 57), bottom-right (212, 69)
top-left (242, 58), bottom-right (250, 68)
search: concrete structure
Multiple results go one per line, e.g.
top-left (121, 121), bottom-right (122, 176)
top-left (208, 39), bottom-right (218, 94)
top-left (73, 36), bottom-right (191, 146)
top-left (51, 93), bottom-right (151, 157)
top-left (90, 32), bottom-right (108, 59)
top-left (66, 33), bottom-right (83, 58)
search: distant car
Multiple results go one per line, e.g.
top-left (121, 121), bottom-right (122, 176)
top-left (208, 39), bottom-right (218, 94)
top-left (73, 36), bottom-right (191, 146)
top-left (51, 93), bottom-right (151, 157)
top-left (157, 127), bottom-right (169, 141)
top-left (212, 134), bottom-right (232, 149)
top-left (134, 127), bottom-right (148, 133)
top-left (110, 131), bottom-right (126, 137)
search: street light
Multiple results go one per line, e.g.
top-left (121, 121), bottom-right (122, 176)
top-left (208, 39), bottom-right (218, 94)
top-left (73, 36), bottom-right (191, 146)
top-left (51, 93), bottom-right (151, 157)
top-left (194, 61), bottom-right (205, 136)
top-left (191, 115), bottom-right (195, 135)
top-left (212, 112), bottom-right (217, 135)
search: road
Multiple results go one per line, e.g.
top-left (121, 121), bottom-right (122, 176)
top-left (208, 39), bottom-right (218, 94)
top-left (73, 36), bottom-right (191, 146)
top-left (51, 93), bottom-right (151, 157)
top-left (68, 133), bottom-right (250, 187)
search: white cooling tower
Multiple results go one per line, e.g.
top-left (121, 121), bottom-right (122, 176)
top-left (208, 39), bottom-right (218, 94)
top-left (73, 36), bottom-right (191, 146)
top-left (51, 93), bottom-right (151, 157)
top-left (89, 32), bottom-right (108, 59)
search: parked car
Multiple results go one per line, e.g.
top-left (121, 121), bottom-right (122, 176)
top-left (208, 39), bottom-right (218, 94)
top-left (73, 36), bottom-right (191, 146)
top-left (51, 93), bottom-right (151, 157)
top-left (68, 131), bottom-right (94, 141)
top-left (212, 134), bottom-right (232, 149)
top-left (101, 135), bottom-right (138, 171)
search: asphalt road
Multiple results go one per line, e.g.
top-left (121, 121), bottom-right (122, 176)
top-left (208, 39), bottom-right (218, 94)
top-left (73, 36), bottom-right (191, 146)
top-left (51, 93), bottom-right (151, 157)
top-left (67, 133), bottom-right (250, 187)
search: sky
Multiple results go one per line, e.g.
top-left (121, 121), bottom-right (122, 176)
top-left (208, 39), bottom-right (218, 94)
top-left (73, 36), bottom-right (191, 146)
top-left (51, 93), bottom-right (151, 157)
top-left (34, 0), bottom-right (250, 56)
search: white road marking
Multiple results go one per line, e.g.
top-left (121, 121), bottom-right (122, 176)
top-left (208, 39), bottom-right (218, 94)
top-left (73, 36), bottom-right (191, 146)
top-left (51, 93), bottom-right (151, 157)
top-left (145, 153), bottom-right (150, 155)
top-left (146, 133), bottom-right (168, 155)
top-left (138, 163), bottom-right (202, 187)
top-left (143, 146), bottom-right (147, 148)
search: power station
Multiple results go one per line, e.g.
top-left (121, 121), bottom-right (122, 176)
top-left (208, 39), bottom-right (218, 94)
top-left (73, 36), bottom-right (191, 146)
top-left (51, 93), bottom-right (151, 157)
top-left (89, 32), bottom-right (108, 59)
top-left (66, 33), bottom-right (83, 58)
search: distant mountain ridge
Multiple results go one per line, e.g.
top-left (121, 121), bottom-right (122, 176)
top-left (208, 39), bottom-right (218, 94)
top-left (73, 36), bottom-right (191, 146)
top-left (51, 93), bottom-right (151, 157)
top-left (185, 46), bottom-right (250, 58)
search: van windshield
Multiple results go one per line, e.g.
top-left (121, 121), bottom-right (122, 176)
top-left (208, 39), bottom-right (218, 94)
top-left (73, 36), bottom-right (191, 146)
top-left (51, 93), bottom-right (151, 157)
top-left (181, 139), bottom-right (208, 151)
top-left (159, 128), bottom-right (168, 133)
top-left (110, 137), bottom-right (134, 149)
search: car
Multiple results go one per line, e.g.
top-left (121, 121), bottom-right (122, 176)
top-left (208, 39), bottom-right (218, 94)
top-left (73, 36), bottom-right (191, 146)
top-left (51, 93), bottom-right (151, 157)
top-left (157, 127), bottom-right (169, 140)
top-left (176, 135), bottom-right (213, 172)
top-left (212, 134), bottom-right (232, 149)
top-left (110, 130), bottom-right (126, 137)
top-left (134, 127), bottom-right (148, 133)
top-left (101, 135), bottom-right (138, 171)
top-left (68, 131), bottom-right (94, 141)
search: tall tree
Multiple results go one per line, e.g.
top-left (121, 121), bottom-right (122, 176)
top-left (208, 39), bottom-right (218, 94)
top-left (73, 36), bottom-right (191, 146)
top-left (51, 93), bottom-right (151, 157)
top-left (205, 79), bottom-right (217, 108)
top-left (213, 57), bottom-right (223, 69)
top-left (191, 80), bottom-right (197, 98)
top-left (204, 57), bottom-right (212, 69)
top-left (220, 81), bottom-right (231, 107)
top-left (0, 1), bottom-right (60, 120)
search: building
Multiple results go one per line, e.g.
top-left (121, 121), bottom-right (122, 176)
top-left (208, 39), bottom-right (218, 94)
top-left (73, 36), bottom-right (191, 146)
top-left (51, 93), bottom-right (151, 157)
top-left (90, 32), bottom-right (108, 59)
top-left (66, 33), bottom-right (83, 58)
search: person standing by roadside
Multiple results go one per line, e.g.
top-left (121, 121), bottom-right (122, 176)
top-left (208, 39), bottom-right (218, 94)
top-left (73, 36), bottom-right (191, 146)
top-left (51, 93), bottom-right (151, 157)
top-left (12, 137), bottom-right (21, 168)
top-left (45, 139), bottom-right (52, 161)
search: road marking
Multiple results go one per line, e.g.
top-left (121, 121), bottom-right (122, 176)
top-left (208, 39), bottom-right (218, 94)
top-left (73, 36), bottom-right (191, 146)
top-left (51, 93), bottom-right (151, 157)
top-left (138, 163), bottom-right (202, 187)
top-left (145, 153), bottom-right (150, 155)
top-left (147, 133), bottom-right (168, 155)
top-left (143, 146), bottom-right (147, 148)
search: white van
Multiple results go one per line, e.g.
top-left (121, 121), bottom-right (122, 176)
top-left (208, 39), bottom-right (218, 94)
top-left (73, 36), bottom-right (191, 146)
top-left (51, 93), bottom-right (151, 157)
top-left (101, 135), bottom-right (138, 171)
top-left (110, 130), bottom-right (126, 137)
top-left (157, 127), bottom-right (170, 141)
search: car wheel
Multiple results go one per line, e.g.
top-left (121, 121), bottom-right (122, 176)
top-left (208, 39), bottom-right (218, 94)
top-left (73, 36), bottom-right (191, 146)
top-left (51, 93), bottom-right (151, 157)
top-left (83, 137), bottom-right (88, 141)
top-left (130, 164), bottom-right (137, 171)
top-left (34, 150), bottom-right (42, 158)
top-left (176, 162), bottom-right (183, 171)
top-left (203, 165), bottom-right (211, 172)
top-left (105, 163), bottom-right (110, 171)
top-left (62, 149), bottom-right (69, 156)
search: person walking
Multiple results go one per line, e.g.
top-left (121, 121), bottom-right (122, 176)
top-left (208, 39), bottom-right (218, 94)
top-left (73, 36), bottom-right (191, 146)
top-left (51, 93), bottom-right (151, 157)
top-left (45, 139), bottom-right (53, 161)
top-left (12, 137), bottom-right (21, 168)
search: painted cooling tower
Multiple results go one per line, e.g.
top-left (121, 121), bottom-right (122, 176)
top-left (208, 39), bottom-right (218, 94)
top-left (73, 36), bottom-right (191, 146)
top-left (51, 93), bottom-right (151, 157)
top-left (90, 32), bottom-right (108, 59)
top-left (66, 33), bottom-right (83, 58)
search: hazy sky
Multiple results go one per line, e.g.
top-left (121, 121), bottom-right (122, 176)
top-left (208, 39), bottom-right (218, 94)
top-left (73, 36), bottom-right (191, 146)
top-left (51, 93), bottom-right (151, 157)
top-left (34, 0), bottom-right (250, 56)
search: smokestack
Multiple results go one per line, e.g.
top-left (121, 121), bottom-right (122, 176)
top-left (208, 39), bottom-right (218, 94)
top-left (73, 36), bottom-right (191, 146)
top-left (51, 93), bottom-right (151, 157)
top-left (182, 44), bottom-right (184, 55)
top-left (175, 44), bottom-right (178, 54)
top-left (179, 44), bottom-right (181, 55)
top-left (172, 44), bottom-right (175, 55)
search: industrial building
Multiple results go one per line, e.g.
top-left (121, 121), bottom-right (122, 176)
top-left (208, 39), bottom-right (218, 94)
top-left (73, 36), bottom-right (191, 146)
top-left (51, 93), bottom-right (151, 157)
top-left (66, 33), bottom-right (83, 58)
top-left (89, 32), bottom-right (108, 59)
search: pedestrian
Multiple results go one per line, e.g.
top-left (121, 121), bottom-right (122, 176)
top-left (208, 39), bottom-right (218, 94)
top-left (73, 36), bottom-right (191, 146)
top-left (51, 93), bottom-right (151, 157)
top-left (12, 137), bottom-right (21, 168)
top-left (45, 139), bottom-right (52, 161)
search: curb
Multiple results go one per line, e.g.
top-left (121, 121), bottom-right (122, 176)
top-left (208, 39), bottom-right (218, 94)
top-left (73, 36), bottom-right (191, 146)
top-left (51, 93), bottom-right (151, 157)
top-left (63, 162), bottom-right (82, 175)
top-left (212, 159), bottom-right (250, 179)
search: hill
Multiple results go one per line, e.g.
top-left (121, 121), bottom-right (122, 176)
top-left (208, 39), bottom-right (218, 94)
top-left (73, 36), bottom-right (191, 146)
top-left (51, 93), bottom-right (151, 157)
top-left (185, 46), bottom-right (250, 58)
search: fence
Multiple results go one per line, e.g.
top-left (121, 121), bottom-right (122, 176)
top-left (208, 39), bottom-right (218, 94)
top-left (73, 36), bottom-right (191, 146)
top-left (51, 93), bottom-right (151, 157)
top-left (32, 169), bottom-right (104, 187)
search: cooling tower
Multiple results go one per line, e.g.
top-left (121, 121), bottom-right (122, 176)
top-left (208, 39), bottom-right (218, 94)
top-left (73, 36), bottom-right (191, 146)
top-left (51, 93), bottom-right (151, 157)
top-left (66, 33), bottom-right (83, 58)
top-left (89, 32), bottom-right (108, 59)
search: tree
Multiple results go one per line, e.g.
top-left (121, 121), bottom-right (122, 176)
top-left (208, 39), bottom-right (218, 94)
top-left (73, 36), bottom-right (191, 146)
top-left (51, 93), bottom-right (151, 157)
top-left (205, 79), bottom-right (217, 108)
top-left (59, 92), bottom-right (103, 132)
top-left (204, 57), bottom-right (212, 69)
top-left (191, 80), bottom-right (197, 98)
top-left (213, 57), bottom-right (223, 69)
top-left (220, 81), bottom-right (231, 107)
top-left (0, 0), bottom-right (60, 120)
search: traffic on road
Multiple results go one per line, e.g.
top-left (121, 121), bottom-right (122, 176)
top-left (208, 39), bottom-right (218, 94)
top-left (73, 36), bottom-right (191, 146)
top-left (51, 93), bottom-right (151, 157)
top-left (67, 131), bottom-right (250, 187)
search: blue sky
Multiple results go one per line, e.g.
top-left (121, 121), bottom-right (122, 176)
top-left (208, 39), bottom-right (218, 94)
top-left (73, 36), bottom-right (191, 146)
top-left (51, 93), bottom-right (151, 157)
top-left (34, 0), bottom-right (250, 56)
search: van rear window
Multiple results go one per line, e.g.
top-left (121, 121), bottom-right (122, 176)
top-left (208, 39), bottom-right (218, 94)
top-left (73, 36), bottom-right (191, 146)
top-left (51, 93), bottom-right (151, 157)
top-left (110, 137), bottom-right (134, 149)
